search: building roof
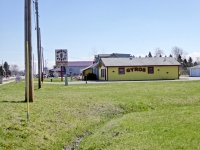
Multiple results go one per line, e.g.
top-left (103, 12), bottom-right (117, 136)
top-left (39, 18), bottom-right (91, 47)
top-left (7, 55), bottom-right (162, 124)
top-left (81, 63), bottom-right (99, 72)
top-left (101, 57), bottom-right (181, 67)
top-left (97, 54), bottom-right (111, 58)
top-left (94, 53), bottom-right (131, 63)
top-left (50, 66), bottom-right (66, 72)
top-left (67, 61), bottom-right (93, 67)
top-left (110, 53), bottom-right (131, 58)
top-left (50, 68), bottom-right (61, 72)
top-left (96, 53), bottom-right (131, 58)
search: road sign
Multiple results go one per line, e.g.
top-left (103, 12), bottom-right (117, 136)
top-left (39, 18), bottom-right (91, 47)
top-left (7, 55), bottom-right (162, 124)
top-left (55, 49), bottom-right (68, 66)
top-left (15, 76), bottom-right (22, 82)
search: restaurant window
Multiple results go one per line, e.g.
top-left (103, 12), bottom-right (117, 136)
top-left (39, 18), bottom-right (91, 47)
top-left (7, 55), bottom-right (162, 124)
top-left (118, 68), bottom-right (125, 74)
top-left (148, 67), bottom-right (154, 74)
top-left (101, 69), bottom-right (105, 77)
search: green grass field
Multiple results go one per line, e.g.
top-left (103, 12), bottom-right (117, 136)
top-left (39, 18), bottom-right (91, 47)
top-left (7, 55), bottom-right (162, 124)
top-left (0, 80), bottom-right (200, 149)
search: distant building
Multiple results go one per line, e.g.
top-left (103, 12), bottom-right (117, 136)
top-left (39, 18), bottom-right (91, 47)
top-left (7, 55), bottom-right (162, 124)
top-left (49, 67), bottom-right (66, 77)
top-left (190, 65), bottom-right (200, 77)
top-left (66, 61), bottom-right (93, 75)
top-left (83, 57), bottom-right (181, 81)
top-left (84, 53), bottom-right (131, 78)
top-left (50, 61), bottom-right (93, 76)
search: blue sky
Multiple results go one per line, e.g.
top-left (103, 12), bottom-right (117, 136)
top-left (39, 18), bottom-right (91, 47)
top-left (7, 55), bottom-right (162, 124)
top-left (1, 0), bottom-right (200, 70)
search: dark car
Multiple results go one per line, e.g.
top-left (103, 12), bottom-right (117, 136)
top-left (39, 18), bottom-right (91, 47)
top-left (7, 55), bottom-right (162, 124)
top-left (5, 75), bottom-right (10, 78)
top-left (48, 74), bottom-right (54, 77)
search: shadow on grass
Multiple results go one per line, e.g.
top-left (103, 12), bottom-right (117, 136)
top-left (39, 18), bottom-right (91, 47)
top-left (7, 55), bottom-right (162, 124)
top-left (1, 100), bottom-right (26, 103)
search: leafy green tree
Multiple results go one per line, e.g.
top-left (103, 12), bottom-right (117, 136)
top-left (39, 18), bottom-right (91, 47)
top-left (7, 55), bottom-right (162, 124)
top-left (188, 57), bottom-right (193, 67)
top-left (183, 59), bottom-right (188, 69)
top-left (177, 54), bottom-right (182, 63)
top-left (148, 52), bottom-right (152, 57)
top-left (194, 61), bottom-right (198, 66)
top-left (3, 62), bottom-right (11, 75)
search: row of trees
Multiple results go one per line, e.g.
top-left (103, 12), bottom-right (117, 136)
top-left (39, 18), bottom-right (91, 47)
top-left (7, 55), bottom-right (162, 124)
top-left (2, 61), bottom-right (21, 76)
top-left (146, 47), bottom-right (187, 58)
top-left (135, 46), bottom-right (200, 75)
top-left (144, 46), bottom-right (199, 68)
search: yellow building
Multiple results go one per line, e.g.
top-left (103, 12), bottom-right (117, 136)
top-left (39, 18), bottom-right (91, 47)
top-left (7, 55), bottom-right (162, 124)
top-left (98, 57), bottom-right (181, 81)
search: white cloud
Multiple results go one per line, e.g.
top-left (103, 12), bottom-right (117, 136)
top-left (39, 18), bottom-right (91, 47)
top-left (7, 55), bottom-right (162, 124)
top-left (186, 52), bottom-right (200, 61)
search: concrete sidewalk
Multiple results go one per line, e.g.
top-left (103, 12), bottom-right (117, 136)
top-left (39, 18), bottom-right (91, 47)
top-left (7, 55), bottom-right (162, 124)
top-left (0, 78), bottom-right (15, 85)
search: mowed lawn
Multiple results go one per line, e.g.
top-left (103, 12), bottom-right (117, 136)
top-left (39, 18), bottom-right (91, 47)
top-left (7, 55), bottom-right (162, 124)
top-left (0, 80), bottom-right (200, 149)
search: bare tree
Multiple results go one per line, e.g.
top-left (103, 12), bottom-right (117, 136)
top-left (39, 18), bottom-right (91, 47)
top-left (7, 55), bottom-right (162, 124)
top-left (18, 70), bottom-right (25, 76)
top-left (101, 46), bottom-right (106, 54)
top-left (10, 64), bottom-right (19, 76)
top-left (155, 48), bottom-right (164, 57)
top-left (171, 46), bottom-right (187, 59)
top-left (91, 46), bottom-right (98, 56)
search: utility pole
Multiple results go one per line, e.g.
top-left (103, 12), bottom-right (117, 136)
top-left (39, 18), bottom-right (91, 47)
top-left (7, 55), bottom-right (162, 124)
top-left (33, 54), bottom-right (34, 75)
top-left (35, 0), bottom-right (41, 88)
top-left (40, 31), bottom-right (44, 82)
top-left (24, 0), bottom-right (34, 102)
top-left (42, 47), bottom-right (44, 74)
top-left (41, 46), bottom-right (44, 83)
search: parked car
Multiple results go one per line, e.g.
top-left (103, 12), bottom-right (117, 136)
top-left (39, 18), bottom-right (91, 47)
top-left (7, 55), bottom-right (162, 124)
top-left (5, 75), bottom-right (10, 78)
top-left (48, 74), bottom-right (54, 77)
top-left (43, 74), bottom-right (47, 78)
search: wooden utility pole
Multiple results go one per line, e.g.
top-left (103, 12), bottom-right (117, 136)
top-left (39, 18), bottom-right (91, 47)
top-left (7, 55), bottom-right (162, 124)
top-left (35, 0), bottom-right (41, 88)
top-left (40, 30), bottom-right (44, 83)
top-left (33, 54), bottom-right (34, 75)
top-left (25, 0), bottom-right (34, 102)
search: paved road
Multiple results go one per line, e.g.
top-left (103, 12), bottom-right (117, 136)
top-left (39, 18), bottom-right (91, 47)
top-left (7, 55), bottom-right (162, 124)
top-left (1, 76), bottom-right (200, 86)
top-left (44, 76), bottom-right (200, 85)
